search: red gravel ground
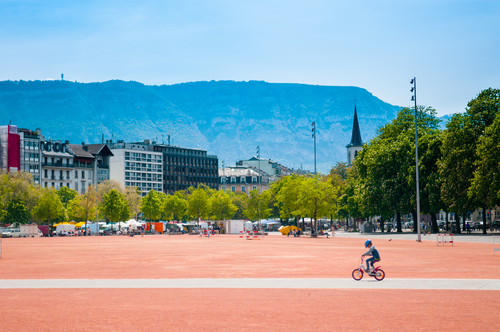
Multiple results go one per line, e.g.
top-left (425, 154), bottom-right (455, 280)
top-left (0, 235), bottom-right (499, 279)
top-left (1, 289), bottom-right (498, 332)
top-left (1, 235), bottom-right (499, 331)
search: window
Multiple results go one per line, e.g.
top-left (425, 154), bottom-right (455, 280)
top-left (252, 177), bottom-right (257, 183)
top-left (88, 170), bottom-right (91, 180)
top-left (75, 182), bottom-right (78, 191)
top-left (44, 169), bottom-right (48, 177)
top-left (231, 177), bottom-right (236, 183)
top-left (240, 176), bottom-right (245, 183)
top-left (242, 186), bottom-right (246, 193)
top-left (82, 171), bottom-right (85, 179)
top-left (75, 171), bottom-right (78, 179)
top-left (81, 183), bottom-right (85, 193)
top-left (231, 186), bottom-right (236, 192)
top-left (253, 186), bottom-right (257, 191)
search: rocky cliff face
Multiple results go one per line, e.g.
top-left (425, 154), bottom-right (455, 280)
top-left (0, 79), bottom-right (401, 173)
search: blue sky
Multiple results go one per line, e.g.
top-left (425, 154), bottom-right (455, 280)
top-left (1, 0), bottom-right (499, 115)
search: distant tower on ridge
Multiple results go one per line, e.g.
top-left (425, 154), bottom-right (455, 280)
top-left (346, 105), bottom-right (364, 166)
top-left (61, 73), bottom-right (64, 81)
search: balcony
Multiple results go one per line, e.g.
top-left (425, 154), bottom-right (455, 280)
top-left (43, 162), bottom-right (74, 168)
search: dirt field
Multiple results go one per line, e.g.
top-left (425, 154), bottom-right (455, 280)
top-left (0, 235), bottom-right (499, 279)
top-left (1, 289), bottom-right (498, 332)
top-left (1, 235), bottom-right (499, 331)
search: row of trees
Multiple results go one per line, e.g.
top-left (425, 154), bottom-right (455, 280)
top-left (0, 169), bottom-right (347, 232)
top-left (339, 88), bottom-right (500, 234)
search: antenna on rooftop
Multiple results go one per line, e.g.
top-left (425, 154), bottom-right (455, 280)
top-left (168, 130), bottom-right (171, 146)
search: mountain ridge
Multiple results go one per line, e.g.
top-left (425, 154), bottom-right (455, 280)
top-left (1, 79), bottom-right (402, 173)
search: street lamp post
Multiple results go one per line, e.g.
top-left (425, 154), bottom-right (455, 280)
top-left (410, 77), bottom-right (421, 242)
top-left (257, 146), bottom-right (261, 233)
top-left (311, 121), bottom-right (316, 174)
top-left (95, 159), bottom-right (99, 236)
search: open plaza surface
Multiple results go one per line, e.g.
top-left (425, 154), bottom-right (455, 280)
top-left (1, 232), bottom-right (499, 331)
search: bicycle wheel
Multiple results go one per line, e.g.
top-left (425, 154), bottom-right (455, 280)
top-left (374, 269), bottom-right (385, 281)
top-left (352, 269), bottom-right (363, 281)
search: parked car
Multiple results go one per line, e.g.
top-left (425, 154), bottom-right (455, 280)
top-left (474, 222), bottom-right (490, 230)
top-left (490, 220), bottom-right (500, 231)
top-left (1, 228), bottom-right (21, 238)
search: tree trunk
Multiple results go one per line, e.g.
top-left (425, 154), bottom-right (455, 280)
top-left (445, 211), bottom-right (449, 232)
top-left (430, 213), bottom-right (438, 233)
top-left (411, 211), bottom-right (417, 233)
top-left (462, 213), bottom-right (466, 232)
top-left (454, 213), bottom-right (461, 234)
top-left (396, 212), bottom-right (402, 233)
top-left (380, 216), bottom-right (385, 233)
top-left (482, 206), bottom-right (487, 235)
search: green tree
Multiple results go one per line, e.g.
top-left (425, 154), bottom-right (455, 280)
top-left (3, 199), bottom-right (30, 226)
top-left (101, 189), bottom-right (130, 229)
top-left (67, 186), bottom-right (97, 231)
top-left (244, 189), bottom-right (272, 225)
top-left (57, 186), bottom-right (78, 208)
top-left (329, 162), bottom-right (348, 182)
top-left (210, 190), bottom-right (237, 220)
top-left (296, 174), bottom-right (335, 235)
top-left (409, 133), bottom-right (445, 233)
top-left (32, 188), bottom-right (64, 227)
top-left (438, 113), bottom-right (475, 233)
top-left (466, 88), bottom-right (500, 234)
top-left (275, 175), bottom-right (303, 227)
top-left (163, 193), bottom-right (188, 221)
top-left (187, 185), bottom-right (211, 227)
top-left (124, 187), bottom-right (142, 220)
top-left (141, 190), bottom-right (163, 229)
top-left (469, 115), bottom-right (500, 232)
top-left (229, 191), bottom-right (249, 219)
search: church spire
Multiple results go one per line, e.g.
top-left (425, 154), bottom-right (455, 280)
top-left (347, 105), bottom-right (363, 147)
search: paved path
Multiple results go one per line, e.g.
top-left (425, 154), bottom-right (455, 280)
top-left (268, 230), bottom-right (500, 243)
top-left (2, 278), bottom-right (499, 290)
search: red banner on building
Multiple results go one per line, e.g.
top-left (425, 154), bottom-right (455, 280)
top-left (8, 125), bottom-right (20, 171)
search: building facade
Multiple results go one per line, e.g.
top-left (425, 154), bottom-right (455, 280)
top-left (218, 166), bottom-right (270, 193)
top-left (108, 140), bottom-right (163, 196)
top-left (83, 144), bottom-right (114, 183)
top-left (236, 157), bottom-right (292, 179)
top-left (151, 143), bottom-right (219, 194)
top-left (0, 125), bottom-right (21, 173)
top-left (19, 127), bottom-right (41, 184)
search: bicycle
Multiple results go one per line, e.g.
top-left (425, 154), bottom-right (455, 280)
top-left (352, 255), bottom-right (385, 281)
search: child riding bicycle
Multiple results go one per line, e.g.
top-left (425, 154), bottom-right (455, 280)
top-left (362, 239), bottom-right (380, 275)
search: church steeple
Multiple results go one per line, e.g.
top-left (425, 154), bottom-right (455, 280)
top-left (346, 105), bottom-right (364, 166)
top-left (347, 105), bottom-right (363, 147)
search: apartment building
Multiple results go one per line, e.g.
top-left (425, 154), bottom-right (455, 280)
top-left (107, 140), bottom-right (163, 196)
top-left (218, 166), bottom-right (270, 193)
top-left (150, 143), bottom-right (218, 194)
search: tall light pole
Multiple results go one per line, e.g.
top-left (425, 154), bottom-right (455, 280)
top-left (95, 157), bottom-right (99, 236)
top-left (257, 146), bottom-right (261, 233)
top-left (411, 77), bottom-right (421, 242)
top-left (311, 121), bottom-right (316, 174)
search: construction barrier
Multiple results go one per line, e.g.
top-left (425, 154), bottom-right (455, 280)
top-left (436, 233), bottom-right (454, 246)
top-left (494, 236), bottom-right (500, 256)
top-left (201, 230), bottom-right (219, 237)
